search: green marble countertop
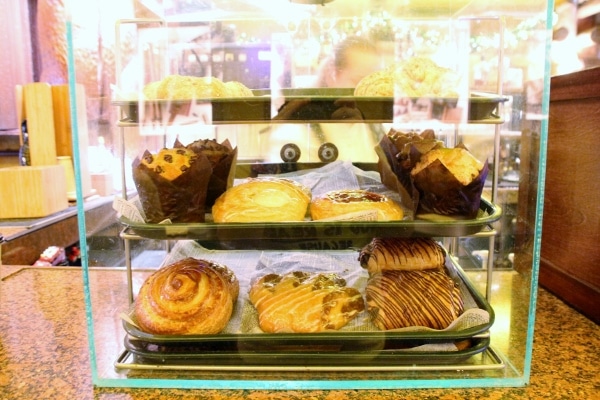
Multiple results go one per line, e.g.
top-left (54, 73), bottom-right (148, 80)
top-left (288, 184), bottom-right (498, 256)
top-left (0, 266), bottom-right (598, 400)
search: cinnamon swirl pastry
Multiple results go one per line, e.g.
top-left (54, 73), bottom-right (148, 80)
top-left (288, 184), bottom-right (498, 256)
top-left (358, 237), bottom-right (446, 274)
top-left (134, 257), bottom-right (239, 335)
top-left (249, 271), bottom-right (365, 333)
top-left (365, 269), bottom-right (463, 330)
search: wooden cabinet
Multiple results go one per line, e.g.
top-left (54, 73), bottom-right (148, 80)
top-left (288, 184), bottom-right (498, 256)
top-left (541, 67), bottom-right (600, 323)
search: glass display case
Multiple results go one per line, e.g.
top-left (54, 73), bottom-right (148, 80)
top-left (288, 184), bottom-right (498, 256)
top-left (67, 0), bottom-right (553, 389)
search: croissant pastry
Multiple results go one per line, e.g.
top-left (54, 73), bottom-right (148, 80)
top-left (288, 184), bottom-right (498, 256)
top-left (249, 271), bottom-right (365, 333)
top-left (134, 257), bottom-right (239, 335)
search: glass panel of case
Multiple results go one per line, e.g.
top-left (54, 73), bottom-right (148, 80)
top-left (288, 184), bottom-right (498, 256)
top-left (67, 0), bottom-right (552, 389)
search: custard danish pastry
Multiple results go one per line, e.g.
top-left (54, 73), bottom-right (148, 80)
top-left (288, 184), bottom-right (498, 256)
top-left (212, 177), bottom-right (311, 223)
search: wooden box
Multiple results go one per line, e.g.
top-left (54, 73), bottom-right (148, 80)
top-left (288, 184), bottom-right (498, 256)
top-left (0, 165), bottom-right (68, 218)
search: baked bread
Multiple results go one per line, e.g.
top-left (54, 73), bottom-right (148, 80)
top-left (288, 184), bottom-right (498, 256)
top-left (132, 147), bottom-right (212, 223)
top-left (389, 129), bottom-right (444, 170)
top-left (353, 69), bottom-right (394, 96)
top-left (310, 189), bottom-right (404, 221)
top-left (354, 57), bottom-right (460, 98)
top-left (156, 75), bottom-right (227, 100)
top-left (390, 56), bottom-right (460, 98)
top-left (212, 177), bottom-right (311, 223)
top-left (142, 80), bottom-right (161, 99)
top-left (248, 271), bottom-right (365, 333)
top-left (224, 81), bottom-right (254, 97)
top-left (143, 75), bottom-right (253, 100)
top-left (365, 269), bottom-right (464, 330)
top-left (358, 237), bottom-right (446, 274)
top-left (134, 257), bottom-right (239, 335)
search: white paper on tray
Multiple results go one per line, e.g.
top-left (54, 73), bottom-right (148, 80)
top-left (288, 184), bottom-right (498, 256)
top-left (257, 160), bottom-right (360, 198)
top-left (113, 195), bottom-right (146, 222)
top-left (255, 160), bottom-right (401, 201)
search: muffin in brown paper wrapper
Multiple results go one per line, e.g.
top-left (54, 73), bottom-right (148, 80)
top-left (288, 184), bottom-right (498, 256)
top-left (376, 129), bottom-right (487, 218)
top-left (375, 129), bottom-right (443, 216)
top-left (177, 138), bottom-right (238, 210)
top-left (411, 145), bottom-right (488, 218)
top-left (132, 148), bottom-right (213, 223)
top-left (390, 129), bottom-right (443, 191)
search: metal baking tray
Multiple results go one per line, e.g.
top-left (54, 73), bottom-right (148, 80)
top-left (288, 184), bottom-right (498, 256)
top-left (468, 91), bottom-right (509, 120)
top-left (112, 89), bottom-right (506, 124)
top-left (119, 197), bottom-right (501, 248)
top-left (121, 335), bottom-right (491, 367)
top-left (113, 95), bottom-right (271, 125)
top-left (121, 257), bottom-right (494, 345)
top-left (118, 254), bottom-right (494, 369)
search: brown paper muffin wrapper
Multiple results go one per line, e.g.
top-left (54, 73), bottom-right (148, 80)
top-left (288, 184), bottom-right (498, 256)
top-left (132, 153), bottom-right (212, 223)
top-left (376, 133), bottom-right (487, 219)
top-left (375, 137), bottom-right (418, 216)
top-left (178, 138), bottom-right (238, 211)
top-left (412, 153), bottom-right (488, 218)
top-left (375, 130), bottom-right (442, 216)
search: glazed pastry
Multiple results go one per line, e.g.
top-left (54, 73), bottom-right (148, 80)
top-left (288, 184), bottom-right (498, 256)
top-left (248, 271), bottom-right (365, 333)
top-left (134, 257), bottom-right (239, 335)
top-left (310, 189), bottom-right (404, 221)
top-left (365, 269), bottom-right (464, 330)
top-left (212, 177), bottom-right (311, 223)
top-left (358, 237), bottom-right (446, 274)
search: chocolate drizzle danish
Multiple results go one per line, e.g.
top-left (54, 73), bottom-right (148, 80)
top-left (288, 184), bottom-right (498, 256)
top-left (365, 269), bottom-right (464, 330)
top-left (358, 237), bottom-right (446, 274)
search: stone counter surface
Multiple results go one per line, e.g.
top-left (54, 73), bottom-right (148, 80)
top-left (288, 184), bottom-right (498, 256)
top-left (0, 266), bottom-right (598, 400)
